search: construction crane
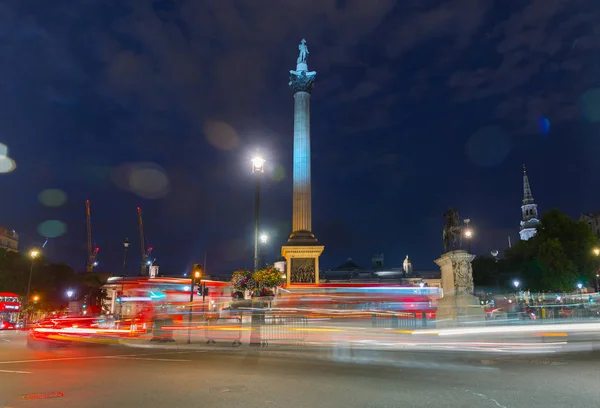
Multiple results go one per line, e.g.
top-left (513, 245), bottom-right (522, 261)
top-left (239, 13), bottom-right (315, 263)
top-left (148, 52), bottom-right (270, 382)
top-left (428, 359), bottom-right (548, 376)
top-left (137, 207), bottom-right (147, 276)
top-left (86, 200), bottom-right (100, 273)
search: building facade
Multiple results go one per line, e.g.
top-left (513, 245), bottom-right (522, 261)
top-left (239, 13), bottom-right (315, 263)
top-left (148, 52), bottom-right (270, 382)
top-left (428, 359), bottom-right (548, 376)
top-left (0, 227), bottom-right (18, 252)
top-left (520, 165), bottom-right (539, 241)
top-left (320, 254), bottom-right (441, 289)
top-left (580, 211), bottom-right (600, 238)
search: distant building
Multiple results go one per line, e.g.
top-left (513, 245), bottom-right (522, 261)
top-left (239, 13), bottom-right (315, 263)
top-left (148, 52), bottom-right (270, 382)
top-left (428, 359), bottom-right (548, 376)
top-left (520, 165), bottom-right (539, 241)
top-left (321, 255), bottom-right (440, 288)
top-left (580, 211), bottom-right (600, 238)
top-left (0, 227), bottom-right (18, 252)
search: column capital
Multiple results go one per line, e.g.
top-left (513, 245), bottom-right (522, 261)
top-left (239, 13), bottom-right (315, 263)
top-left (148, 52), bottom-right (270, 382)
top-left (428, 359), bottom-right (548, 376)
top-left (289, 71), bottom-right (316, 94)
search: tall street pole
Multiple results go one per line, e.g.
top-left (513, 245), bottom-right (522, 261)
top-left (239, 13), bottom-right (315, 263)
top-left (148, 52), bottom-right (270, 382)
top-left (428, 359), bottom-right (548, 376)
top-left (25, 250), bottom-right (39, 327)
top-left (123, 238), bottom-right (130, 276)
top-left (251, 156), bottom-right (265, 272)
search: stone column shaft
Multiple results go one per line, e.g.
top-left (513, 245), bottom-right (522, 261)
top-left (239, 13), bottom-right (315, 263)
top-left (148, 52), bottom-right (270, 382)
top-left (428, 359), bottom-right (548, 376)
top-left (293, 91), bottom-right (312, 232)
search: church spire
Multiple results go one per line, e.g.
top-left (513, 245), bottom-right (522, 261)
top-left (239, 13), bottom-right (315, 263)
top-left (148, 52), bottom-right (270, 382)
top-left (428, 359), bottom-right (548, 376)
top-left (520, 164), bottom-right (539, 241)
top-left (522, 164), bottom-right (534, 205)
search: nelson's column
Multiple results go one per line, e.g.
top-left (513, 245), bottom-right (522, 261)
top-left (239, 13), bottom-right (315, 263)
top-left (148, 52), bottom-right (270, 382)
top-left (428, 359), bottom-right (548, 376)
top-left (281, 39), bottom-right (324, 285)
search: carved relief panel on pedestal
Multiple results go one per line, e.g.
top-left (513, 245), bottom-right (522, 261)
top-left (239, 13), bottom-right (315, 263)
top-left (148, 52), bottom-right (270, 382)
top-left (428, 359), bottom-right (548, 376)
top-left (291, 258), bottom-right (316, 283)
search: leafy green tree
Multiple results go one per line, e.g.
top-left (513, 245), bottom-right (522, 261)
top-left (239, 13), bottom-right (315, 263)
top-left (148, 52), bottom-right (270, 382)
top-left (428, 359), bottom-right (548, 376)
top-left (0, 249), bottom-right (107, 311)
top-left (472, 256), bottom-right (507, 289)
top-left (504, 209), bottom-right (598, 291)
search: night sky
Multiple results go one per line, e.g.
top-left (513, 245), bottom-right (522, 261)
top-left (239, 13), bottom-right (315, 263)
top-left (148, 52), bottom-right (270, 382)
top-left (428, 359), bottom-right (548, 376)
top-left (1, 1), bottom-right (600, 276)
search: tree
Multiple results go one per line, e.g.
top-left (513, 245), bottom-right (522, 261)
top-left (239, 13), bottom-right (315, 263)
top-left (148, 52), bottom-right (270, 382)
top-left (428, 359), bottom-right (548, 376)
top-left (472, 256), bottom-right (507, 289)
top-left (0, 249), bottom-right (106, 311)
top-left (504, 209), bottom-right (598, 291)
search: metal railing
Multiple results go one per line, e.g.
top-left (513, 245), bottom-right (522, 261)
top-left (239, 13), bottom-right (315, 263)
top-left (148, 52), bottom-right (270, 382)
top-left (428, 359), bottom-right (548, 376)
top-left (258, 315), bottom-right (308, 346)
top-left (205, 317), bottom-right (242, 346)
top-left (371, 312), bottom-right (417, 330)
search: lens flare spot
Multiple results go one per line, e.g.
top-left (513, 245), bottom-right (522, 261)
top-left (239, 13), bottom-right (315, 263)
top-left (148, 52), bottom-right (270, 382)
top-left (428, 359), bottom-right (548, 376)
top-left (128, 163), bottom-right (170, 199)
top-left (0, 156), bottom-right (16, 173)
top-left (272, 165), bottom-right (286, 182)
top-left (537, 116), bottom-right (550, 135)
top-left (38, 189), bottom-right (67, 207)
top-left (581, 88), bottom-right (600, 123)
top-left (37, 220), bottom-right (67, 238)
top-left (466, 126), bottom-right (512, 167)
top-left (203, 120), bottom-right (240, 150)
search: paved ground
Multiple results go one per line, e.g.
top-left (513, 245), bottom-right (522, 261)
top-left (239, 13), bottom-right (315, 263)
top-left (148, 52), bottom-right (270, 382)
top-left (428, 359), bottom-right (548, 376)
top-left (1, 330), bottom-right (600, 408)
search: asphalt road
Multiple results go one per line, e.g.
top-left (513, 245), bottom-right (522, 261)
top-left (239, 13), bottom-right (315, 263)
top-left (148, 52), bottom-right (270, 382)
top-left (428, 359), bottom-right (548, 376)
top-left (1, 330), bottom-right (599, 408)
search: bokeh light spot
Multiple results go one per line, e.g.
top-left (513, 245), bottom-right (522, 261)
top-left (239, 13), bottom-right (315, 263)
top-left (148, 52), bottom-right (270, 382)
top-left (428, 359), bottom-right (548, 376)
top-left (38, 189), bottom-right (67, 207)
top-left (128, 163), bottom-right (170, 199)
top-left (0, 156), bottom-right (16, 173)
top-left (272, 165), bottom-right (286, 182)
top-left (37, 220), bottom-right (67, 238)
top-left (538, 116), bottom-right (550, 135)
top-left (203, 120), bottom-right (240, 150)
top-left (581, 88), bottom-right (600, 123)
top-left (466, 126), bottom-right (512, 167)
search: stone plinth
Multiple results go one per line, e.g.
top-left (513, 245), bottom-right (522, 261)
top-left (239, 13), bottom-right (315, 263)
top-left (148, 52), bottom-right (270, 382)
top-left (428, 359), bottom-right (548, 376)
top-left (281, 231), bottom-right (324, 285)
top-left (434, 250), bottom-right (484, 328)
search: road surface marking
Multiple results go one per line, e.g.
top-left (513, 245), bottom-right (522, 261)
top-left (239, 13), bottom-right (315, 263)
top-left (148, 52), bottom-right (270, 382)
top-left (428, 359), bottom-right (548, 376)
top-left (21, 392), bottom-right (65, 400)
top-left (0, 369), bottom-right (31, 374)
top-left (0, 351), bottom-right (191, 364)
top-left (105, 356), bottom-right (191, 362)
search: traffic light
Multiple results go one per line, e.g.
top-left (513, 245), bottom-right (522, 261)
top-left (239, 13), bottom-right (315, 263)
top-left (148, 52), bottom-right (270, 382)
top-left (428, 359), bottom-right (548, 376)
top-left (191, 264), bottom-right (203, 281)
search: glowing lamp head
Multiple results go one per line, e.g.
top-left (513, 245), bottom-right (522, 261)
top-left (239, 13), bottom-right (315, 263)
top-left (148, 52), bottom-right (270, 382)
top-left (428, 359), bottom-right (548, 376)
top-left (464, 229), bottom-right (473, 239)
top-left (93, 261), bottom-right (98, 267)
top-left (33, 295), bottom-right (39, 302)
top-left (577, 283), bottom-right (583, 289)
top-left (123, 238), bottom-right (130, 248)
top-left (594, 248), bottom-right (599, 256)
top-left (194, 270), bottom-right (201, 279)
top-left (251, 156), bottom-right (265, 173)
top-left (260, 234), bottom-right (268, 244)
top-left (30, 250), bottom-right (39, 259)
top-left (66, 290), bottom-right (74, 298)
top-left (513, 280), bottom-right (520, 288)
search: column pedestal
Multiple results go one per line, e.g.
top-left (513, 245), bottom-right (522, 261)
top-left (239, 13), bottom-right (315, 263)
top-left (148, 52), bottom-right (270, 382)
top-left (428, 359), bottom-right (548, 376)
top-left (281, 231), bottom-right (324, 285)
top-left (434, 250), bottom-right (484, 328)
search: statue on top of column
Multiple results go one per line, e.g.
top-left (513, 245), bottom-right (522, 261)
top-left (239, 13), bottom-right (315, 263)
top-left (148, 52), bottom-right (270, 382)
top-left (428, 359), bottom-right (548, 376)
top-left (297, 39), bottom-right (309, 64)
top-left (442, 207), bottom-right (462, 252)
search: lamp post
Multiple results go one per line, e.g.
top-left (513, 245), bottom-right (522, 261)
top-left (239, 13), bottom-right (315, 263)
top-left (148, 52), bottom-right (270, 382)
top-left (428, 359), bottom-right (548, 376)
top-left (251, 155), bottom-right (265, 272)
top-left (123, 238), bottom-right (130, 276)
top-left (188, 265), bottom-right (203, 344)
top-left (260, 233), bottom-right (268, 268)
top-left (593, 248), bottom-right (599, 293)
top-left (463, 218), bottom-right (473, 253)
top-left (577, 282), bottom-right (583, 305)
top-left (25, 249), bottom-right (39, 326)
top-left (513, 279), bottom-right (520, 301)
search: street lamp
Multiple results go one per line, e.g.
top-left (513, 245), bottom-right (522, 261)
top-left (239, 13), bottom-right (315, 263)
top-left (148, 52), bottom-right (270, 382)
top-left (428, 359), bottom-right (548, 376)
top-left (463, 218), bottom-right (472, 253)
top-left (577, 282), bottom-right (584, 304)
top-left (25, 249), bottom-right (39, 326)
top-left (251, 155), bottom-right (265, 272)
top-left (66, 290), bottom-right (74, 299)
top-left (593, 248), bottom-right (600, 292)
top-left (123, 238), bottom-right (130, 276)
top-left (260, 234), bottom-right (268, 244)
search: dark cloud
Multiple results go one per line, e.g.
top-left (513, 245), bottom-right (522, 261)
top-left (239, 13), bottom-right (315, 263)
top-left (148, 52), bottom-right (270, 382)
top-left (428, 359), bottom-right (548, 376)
top-left (1, 0), bottom-right (598, 274)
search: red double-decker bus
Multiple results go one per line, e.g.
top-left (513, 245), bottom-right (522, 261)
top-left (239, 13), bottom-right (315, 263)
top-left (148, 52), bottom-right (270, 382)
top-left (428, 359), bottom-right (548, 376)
top-left (0, 292), bottom-right (21, 329)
